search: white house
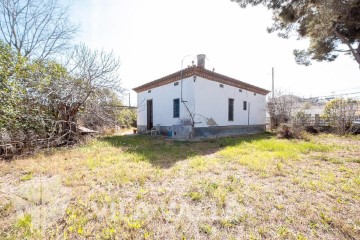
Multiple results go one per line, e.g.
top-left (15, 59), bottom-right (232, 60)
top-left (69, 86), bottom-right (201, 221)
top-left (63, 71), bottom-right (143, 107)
top-left (133, 55), bottom-right (270, 139)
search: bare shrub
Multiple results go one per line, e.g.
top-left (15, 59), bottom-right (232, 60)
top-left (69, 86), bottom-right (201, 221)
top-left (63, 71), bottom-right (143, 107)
top-left (267, 90), bottom-right (298, 129)
top-left (276, 123), bottom-right (309, 140)
top-left (322, 98), bottom-right (359, 135)
top-left (305, 126), bottom-right (319, 134)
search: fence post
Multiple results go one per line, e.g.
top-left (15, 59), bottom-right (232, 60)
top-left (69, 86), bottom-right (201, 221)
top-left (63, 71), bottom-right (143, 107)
top-left (315, 114), bottom-right (320, 127)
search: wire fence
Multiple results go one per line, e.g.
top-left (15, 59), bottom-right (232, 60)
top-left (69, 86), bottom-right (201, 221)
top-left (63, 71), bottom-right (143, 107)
top-left (267, 114), bottom-right (360, 133)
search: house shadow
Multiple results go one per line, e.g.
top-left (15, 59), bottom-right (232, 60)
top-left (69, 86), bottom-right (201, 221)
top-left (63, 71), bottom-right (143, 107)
top-left (100, 132), bottom-right (274, 169)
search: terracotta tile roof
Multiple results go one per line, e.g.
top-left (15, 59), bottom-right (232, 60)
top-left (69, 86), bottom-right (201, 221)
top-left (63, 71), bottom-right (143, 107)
top-left (133, 66), bottom-right (270, 95)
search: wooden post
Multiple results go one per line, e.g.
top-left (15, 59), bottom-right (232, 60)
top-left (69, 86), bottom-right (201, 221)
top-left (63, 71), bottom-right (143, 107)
top-left (272, 67), bottom-right (274, 98)
top-left (315, 114), bottom-right (320, 127)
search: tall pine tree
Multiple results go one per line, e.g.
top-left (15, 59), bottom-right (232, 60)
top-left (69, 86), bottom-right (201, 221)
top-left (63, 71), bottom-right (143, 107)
top-left (231, 0), bottom-right (360, 68)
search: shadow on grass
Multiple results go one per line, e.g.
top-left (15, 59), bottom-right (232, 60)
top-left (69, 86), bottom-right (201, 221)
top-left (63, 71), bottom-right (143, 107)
top-left (101, 132), bottom-right (274, 169)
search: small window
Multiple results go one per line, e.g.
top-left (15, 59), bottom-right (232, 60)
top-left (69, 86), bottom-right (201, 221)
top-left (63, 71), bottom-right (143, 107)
top-left (239, 89), bottom-right (242, 92)
top-left (220, 84), bottom-right (224, 88)
top-left (254, 93), bottom-right (256, 96)
top-left (148, 90), bottom-right (151, 93)
top-left (243, 101), bottom-right (247, 110)
top-left (174, 82), bottom-right (179, 86)
top-left (228, 98), bottom-right (234, 121)
top-left (173, 98), bottom-right (180, 118)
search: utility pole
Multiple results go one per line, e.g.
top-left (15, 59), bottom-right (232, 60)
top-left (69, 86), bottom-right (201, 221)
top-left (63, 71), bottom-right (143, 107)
top-left (272, 67), bottom-right (274, 98)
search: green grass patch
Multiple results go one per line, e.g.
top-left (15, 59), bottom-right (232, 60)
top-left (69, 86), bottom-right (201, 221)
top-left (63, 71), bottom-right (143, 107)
top-left (217, 137), bottom-right (335, 175)
top-left (15, 214), bottom-right (35, 237)
top-left (20, 172), bottom-right (33, 181)
top-left (187, 191), bottom-right (202, 201)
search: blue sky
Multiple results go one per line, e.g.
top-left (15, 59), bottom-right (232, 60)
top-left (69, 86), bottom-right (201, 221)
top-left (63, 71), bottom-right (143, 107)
top-left (64, 0), bottom-right (360, 105)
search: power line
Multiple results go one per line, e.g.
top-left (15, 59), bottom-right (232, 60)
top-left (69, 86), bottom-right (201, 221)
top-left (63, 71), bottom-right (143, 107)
top-left (305, 91), bottom-right (360, 100)
top-left (313, 87), bottom-right (360, 96)
top-left (333, 86), bottom-right (360, 93)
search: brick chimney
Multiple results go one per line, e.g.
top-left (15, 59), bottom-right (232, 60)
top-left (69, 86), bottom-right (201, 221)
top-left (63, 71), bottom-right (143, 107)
top-left (197, 54), bottom-right (206, 69)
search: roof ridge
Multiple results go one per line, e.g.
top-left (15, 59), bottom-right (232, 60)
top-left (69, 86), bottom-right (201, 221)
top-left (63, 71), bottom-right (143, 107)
top-left (133, 66), bottom-right (270, 95)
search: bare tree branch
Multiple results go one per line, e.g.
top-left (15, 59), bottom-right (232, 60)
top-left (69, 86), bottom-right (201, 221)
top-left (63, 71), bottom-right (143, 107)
top-left (0, 0), bottom-right (78, 60)
top-left (333, 27), bottom-right (360, 66)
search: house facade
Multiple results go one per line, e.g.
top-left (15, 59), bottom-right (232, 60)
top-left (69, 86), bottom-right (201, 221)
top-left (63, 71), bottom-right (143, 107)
top-left (133, 55), bottom-right (270, 139)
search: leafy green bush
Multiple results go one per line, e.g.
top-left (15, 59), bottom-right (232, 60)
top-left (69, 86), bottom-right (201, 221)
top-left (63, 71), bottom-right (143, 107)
top-left (118, 109), bottom-right (137, 128)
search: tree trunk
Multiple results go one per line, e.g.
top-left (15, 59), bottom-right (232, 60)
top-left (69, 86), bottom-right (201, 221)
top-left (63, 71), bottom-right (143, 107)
top-left (333, 28), bottom-right (360, 68)
top-left (58, 102), bottom-right (81, 143)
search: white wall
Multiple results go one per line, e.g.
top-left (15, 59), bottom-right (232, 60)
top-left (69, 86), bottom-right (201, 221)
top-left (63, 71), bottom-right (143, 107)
top-left (193, 77), bottom-right (267, 127)
top-left (136, 76), bottom-right (195, 127)
top-left (136, 76), bottom-right (267, 128)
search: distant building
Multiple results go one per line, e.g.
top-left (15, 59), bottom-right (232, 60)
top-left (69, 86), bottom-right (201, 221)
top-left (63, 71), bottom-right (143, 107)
top-left (133, 55), bottom-right (270, 139)
top-left (301, 98), bottom-right (329, 117)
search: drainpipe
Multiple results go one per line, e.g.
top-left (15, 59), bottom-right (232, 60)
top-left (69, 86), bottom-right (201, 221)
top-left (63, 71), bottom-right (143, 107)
top-left (248, 102), bottom-right (251, 125)
top-left (180, 55), bottom-right (197, 138)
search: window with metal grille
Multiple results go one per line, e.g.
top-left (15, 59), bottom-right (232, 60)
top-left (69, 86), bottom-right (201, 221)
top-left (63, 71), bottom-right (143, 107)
top-left (243, 101), bottom-right (247, 110)
top-left (173, 98), bottom-right (180, 118)
top-left (228, 98), bottom-right (234, 121)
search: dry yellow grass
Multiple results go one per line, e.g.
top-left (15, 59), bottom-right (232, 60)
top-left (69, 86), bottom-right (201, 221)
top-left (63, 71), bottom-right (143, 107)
top-left (0, 133), bottom-right (359, 239)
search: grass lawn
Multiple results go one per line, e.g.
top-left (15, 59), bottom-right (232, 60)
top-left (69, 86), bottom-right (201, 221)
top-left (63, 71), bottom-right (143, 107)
top-left (0, 133), bottom-right (359, 239)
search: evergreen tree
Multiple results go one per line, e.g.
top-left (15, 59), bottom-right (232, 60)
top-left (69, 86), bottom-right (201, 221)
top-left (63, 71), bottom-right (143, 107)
top-left (231, 0), bottom-right (360, 67)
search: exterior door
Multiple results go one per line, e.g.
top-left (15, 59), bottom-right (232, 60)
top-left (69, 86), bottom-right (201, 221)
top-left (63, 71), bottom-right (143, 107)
top-left (147, 100), bottom-right (153, 130)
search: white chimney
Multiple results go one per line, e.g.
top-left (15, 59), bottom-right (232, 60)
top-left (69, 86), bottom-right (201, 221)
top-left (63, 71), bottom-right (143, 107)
top-left (197, 54), bottom-right (206, 69)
